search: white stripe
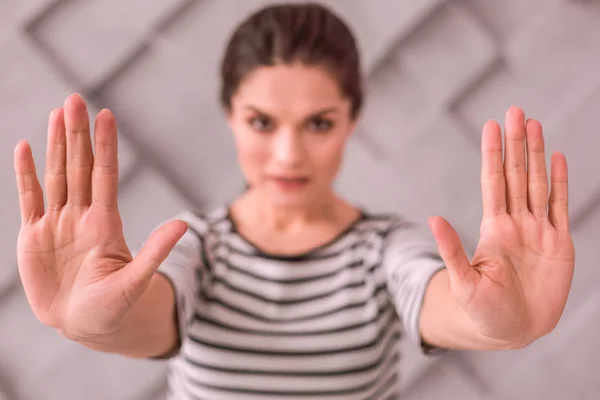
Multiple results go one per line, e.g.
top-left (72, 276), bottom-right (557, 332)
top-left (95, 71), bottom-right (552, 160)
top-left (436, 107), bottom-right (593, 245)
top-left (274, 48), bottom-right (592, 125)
top-left (206, 275), bottom-right (380, 320)
top-left (182, 355), bottom-right (400, 400)
top-left (183, 352), bottom-right (399, 393)
top-left (221, 246), bottom-right (359, 280)
top-left (188, 308), bottom-right (395, 352)
top-left (157, 208), bottom-right (438, 399)
top-left (209, 259), bottom-right (384, 301)
top-left (196, 287), bottom-right (389, 328)
top-left (183, 322), bottom-right (401, 372)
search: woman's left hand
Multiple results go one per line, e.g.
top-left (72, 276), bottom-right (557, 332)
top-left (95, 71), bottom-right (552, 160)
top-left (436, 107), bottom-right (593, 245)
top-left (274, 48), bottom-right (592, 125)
top-left (428, 106), bottom-right (575, 347)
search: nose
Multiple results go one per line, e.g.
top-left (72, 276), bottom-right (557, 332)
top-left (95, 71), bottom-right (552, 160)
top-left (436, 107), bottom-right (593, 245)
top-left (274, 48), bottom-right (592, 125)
top-left (273, 129), bottom-right (304, 167)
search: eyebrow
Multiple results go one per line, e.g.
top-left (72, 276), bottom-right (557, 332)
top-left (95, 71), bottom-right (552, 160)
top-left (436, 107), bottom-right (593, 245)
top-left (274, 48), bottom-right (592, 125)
top-left (244, 105), bottom-right (340, 119)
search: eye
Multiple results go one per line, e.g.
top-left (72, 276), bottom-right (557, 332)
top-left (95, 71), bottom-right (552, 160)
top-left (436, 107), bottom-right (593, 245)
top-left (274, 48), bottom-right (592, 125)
top-left (307, 118), bottom-right (334, 132)
top-left (249, 116), bottom-right (275, 132)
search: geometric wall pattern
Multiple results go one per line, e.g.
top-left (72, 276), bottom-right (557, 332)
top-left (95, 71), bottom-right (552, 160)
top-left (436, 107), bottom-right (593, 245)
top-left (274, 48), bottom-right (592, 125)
top-left (1, 0), bottom-right (599, 398)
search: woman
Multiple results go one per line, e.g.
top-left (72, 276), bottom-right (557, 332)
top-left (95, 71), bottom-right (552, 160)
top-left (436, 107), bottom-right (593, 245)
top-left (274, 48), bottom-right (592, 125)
top-left (13, 3), bottom-right (575, 399)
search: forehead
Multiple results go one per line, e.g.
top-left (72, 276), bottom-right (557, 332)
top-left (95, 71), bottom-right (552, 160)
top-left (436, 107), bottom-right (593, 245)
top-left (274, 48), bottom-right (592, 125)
top-left (232, 63), bottom-right (350, 116)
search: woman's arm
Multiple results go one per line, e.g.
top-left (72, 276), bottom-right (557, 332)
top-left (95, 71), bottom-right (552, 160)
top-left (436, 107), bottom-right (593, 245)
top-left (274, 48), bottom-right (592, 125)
top-left (381, 217), bottom-right (527, 354)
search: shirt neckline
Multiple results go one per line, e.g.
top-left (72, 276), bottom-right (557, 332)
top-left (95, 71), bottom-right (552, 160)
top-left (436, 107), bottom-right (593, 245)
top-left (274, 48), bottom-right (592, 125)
top-left (224, 205), bottom-right (367, 261)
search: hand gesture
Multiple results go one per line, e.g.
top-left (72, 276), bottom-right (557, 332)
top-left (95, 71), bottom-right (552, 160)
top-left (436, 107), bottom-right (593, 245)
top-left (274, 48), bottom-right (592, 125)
top-left (429, 106), bottom-right (575, 346)
top-left (14, 94), bottom-right (187, 340)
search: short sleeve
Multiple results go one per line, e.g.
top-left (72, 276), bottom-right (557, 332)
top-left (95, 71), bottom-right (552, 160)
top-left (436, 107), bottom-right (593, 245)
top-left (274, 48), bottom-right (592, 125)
top-left (133, 210), bottom-right (206, 355)
top-left (381, 217), bottom-right (446, 353)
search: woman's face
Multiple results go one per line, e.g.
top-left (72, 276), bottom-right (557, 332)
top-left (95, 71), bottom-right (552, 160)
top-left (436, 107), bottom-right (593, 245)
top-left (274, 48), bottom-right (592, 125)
top-left (227, 62), bottom-right (356, 209)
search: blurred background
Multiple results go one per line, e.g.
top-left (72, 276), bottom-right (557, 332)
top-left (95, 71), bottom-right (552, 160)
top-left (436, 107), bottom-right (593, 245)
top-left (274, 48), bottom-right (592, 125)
top-left (1, 0), bottom-right (599, 399)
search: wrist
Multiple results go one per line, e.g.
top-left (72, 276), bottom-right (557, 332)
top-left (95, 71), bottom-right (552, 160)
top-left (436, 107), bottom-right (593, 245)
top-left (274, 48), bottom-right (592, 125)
top-left (471, 320), bottom-right (537, 351)
top-left (55, 320), bottom-right (124, 350)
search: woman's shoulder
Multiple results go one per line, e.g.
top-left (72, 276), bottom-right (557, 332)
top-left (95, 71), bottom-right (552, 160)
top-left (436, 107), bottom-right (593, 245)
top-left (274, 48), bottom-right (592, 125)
top-left (359, 210), bottom-right (436, 254)
top-left (168, 204), bottom-right (232, 237)
top-left (356, 209), bottom-right (417, 235)
top-left (356, 209), bottom-right (437, 249)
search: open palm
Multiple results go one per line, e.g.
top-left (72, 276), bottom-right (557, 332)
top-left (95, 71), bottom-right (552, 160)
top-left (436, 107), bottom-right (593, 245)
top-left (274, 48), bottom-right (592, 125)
top-left (14, 94), bottom-right (186, 340)
top-left (429, 107), bottom-right (575, 346)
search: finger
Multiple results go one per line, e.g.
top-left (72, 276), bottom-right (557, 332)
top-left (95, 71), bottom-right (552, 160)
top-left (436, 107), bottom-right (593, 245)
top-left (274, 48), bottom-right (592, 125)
top-left (44, 108), bottom-right (67, 212)
top-left (92, 109), bottom-right (119, 212)
top-left (481, 120), bottom-right (506, 217)
top-left (548, 152), bottom-right (569, 231)
top-left (14, 140), bottom-right (44, 224)
top-left (525, 119), bottom-right (549, 218)
top-left (504, 107), bottom-right (528, 214)
top-left (428, 216), bottom-right (479, 303)
top-left (120, 220), bottom-right (189, 287)
top-left (64, 94), bottom-right (93, 207)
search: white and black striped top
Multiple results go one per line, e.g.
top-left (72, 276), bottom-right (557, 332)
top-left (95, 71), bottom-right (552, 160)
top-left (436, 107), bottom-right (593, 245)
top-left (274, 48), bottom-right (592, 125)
top-left (155, 206), bottom-right (445, 400)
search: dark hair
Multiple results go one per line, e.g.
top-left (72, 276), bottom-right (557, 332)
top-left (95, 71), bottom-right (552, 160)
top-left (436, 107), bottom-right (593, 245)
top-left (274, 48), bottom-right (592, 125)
top-left (219, 2), bottom-right (363, 119)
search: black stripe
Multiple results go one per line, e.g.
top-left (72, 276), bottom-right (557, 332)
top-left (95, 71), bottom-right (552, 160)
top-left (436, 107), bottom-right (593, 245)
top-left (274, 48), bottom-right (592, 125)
top-left (187, 319), bottom-right (400, 356)
top-left (222, 232), bottom-right (378, 262)
top-left (208, 260), bottom-right (383, 305)
top-left (191, 209), bottom-right (228, 226)
top-left (216, 245), bottom-right (441, 285)
top-left (183, 338), bottom-right (399, 377)
top-left (214, 255), bottom-right (365, 284)
top-left (369, 372), bottom-right (400, 400)
top-left (197, 284), bottom-right (389, 323)
top-left (181, 376), bottom-right (204, 400)
top-left (192, 303), bottom-right (394, 336)
top-left (193, 211), bottom-right (401, 250)
top-left (186, 224), bottom-right (212, 273)
top-left (183, 350), bottom-right (400, 397)
top-left (209, 274), bottom-right (374, 304)
top-left (225, 208), bottom-right (369, 261)
top-left (232, 236), bottom-right (360, 262)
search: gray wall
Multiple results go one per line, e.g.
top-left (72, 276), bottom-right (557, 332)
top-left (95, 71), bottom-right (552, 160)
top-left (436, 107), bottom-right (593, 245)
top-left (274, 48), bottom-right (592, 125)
top-left (1, 0), bottom-right (599, 399)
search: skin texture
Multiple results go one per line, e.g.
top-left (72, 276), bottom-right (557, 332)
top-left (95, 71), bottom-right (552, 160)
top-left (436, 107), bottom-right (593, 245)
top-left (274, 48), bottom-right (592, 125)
top-left (422, 112), bottom-right (575, 350)
top-left (13, 63), bottom-right (574, 357)
top-left (14, 97), bottom-right (185, 357)
top-left (225, 63), bottom-right (362, 255)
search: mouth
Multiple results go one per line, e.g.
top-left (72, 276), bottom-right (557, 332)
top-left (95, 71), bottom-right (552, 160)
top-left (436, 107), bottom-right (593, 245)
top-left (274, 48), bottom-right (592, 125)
top-left (270, 176), bottom-right (311, 190)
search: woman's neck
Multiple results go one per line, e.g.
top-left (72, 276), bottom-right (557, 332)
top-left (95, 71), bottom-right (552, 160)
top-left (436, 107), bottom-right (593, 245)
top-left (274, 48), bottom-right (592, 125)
top-left (232, 189), bottom-right (351, 233)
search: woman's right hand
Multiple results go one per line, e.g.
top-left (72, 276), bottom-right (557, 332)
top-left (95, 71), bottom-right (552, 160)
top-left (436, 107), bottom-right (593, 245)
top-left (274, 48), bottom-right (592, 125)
top-left (14, 94), bottom-right (187, 341)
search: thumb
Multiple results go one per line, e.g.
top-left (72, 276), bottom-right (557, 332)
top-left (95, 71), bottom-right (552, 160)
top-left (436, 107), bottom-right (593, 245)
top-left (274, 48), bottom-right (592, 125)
top-left (428, 216), bottom-right (479, 302)
top-left (122, 219), bottom-right (189, 286)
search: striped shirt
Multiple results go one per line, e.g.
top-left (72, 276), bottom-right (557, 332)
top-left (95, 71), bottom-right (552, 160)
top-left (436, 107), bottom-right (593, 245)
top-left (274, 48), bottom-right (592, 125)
top-left (154, 206), bottom-right (445, 399)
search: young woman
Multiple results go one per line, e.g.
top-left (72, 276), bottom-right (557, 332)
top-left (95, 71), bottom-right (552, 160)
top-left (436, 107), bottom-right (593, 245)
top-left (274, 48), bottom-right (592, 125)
top-left (13, 3), bottom-right (575, 399)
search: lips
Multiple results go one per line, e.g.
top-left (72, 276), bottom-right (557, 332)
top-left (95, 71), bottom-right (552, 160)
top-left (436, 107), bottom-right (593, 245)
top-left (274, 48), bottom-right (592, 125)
top-left (271, 176), bottom-right (310, 190)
